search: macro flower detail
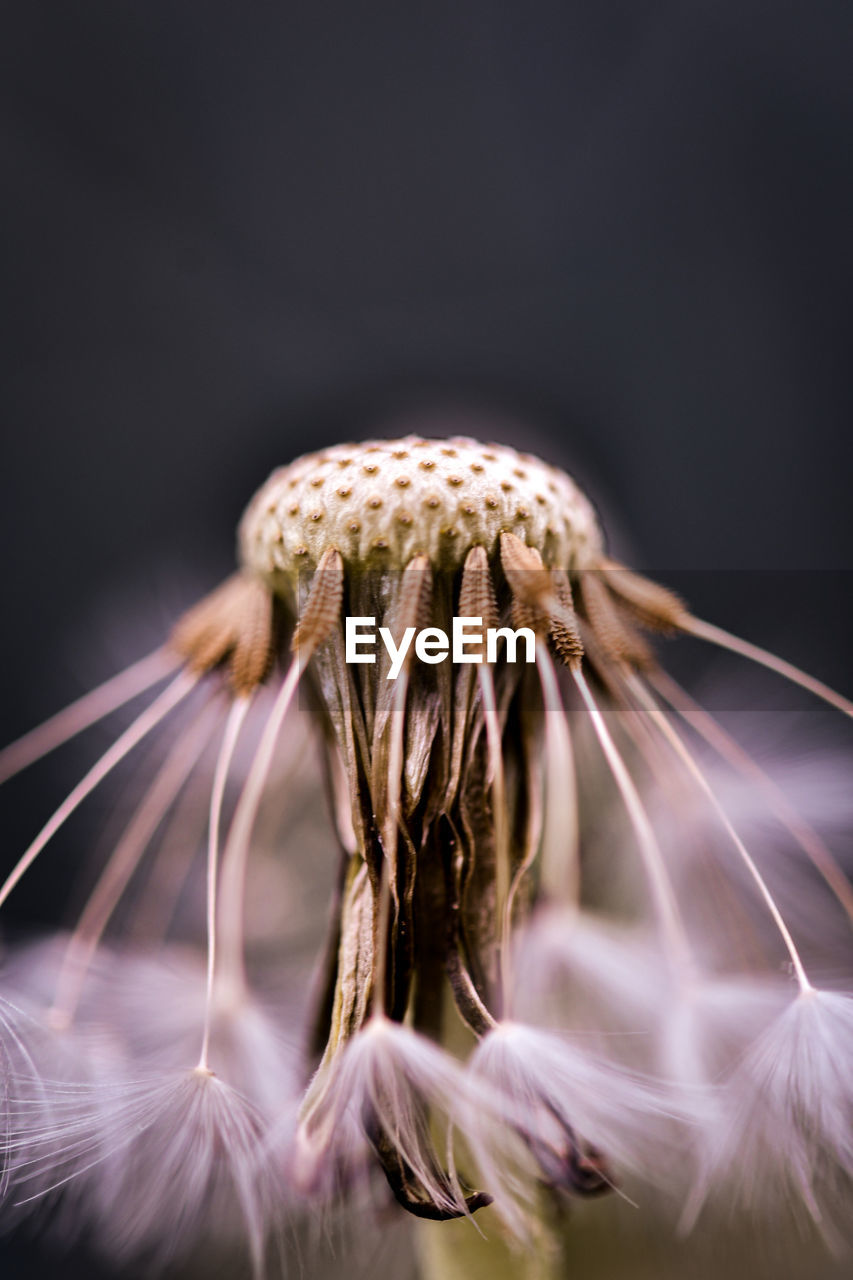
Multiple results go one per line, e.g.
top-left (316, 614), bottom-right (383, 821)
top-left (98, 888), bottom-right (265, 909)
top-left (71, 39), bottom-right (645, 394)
top-left (0, 433), bottom-right (851, 1273)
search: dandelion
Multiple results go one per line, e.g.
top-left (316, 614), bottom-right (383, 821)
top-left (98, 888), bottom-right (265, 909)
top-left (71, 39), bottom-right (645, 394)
top-left (0, 432), bottom-right (851, 1273)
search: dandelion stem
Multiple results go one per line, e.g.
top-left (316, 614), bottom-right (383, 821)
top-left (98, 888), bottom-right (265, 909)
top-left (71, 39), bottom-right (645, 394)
top-left (0, 646), bottom-right (180, 785)
top-left (198, 696), bottom-right (250, 1071)
top-left (628, 675), bottom-right (813, 993)
top-left (0, 670), bottom-right (198, 913)
top-left (683, 616), bottom-right (853, 720)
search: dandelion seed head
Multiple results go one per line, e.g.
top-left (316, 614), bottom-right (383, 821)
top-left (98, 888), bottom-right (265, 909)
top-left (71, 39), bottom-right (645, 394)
top-left (239, 435), bottom-right (602, 579)
top-left (2, 430), bottom-right (852, 1270)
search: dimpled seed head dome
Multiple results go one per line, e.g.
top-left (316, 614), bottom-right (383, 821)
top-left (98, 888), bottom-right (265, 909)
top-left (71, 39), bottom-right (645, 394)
top-left (238, 435), bottom-right (604, 584)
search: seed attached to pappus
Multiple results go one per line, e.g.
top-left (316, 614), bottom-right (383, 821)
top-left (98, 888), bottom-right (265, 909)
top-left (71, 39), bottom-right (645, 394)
top-left (0, 433), bottom-right (852, 1271)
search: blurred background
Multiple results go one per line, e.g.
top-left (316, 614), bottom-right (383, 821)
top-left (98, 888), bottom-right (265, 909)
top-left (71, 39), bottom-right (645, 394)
top-left (2, 2), bottom-right (852, 1275)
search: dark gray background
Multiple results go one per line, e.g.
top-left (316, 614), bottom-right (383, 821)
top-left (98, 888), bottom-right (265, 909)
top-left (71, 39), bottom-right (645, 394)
top-left (2, 2), bottom-right (852, 1275)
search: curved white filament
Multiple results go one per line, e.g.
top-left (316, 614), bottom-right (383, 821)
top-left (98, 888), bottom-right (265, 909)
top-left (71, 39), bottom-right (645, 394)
top-left (49, 702), bottom-right (219, 1026)
top-left (198, 696), bottom-right (251, 1071)
top-left (684, 617), bottom-right (853, 720)
top-left (217, 660), bottom-right (304, 989)
top-left (0, 670), bottom-right (198, 913)
top-left (0, 647), bottom-right (179, 784)
top-left (572, 667), bottom-right (692, 974)
top-left (628, 675), bottom-right (812, 994)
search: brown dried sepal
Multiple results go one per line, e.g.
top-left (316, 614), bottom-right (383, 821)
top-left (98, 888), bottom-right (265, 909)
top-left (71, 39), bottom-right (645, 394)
top-left (500, 532), bottom-right (551, 610)
top-left (500, 532), bottom-right (584, 665)
top-left (500, 533), bottom-right (552, 640)
top-left (170, 572), bottom-right (276, 694)
top-left (292, 547), bottom-right (345, 655)
top-left (385, 553), bottom-right (433, 654)
top-left (548, 569), bottom-right (585, 669)
top-left (597, 558), bottom-right (688, 633)
top-left (365, 1105), bottom-right (493, 1221)
top-left (458, 546), bottom-right (499, 659)
top-left (578, 570), bottom-right (653, 669)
